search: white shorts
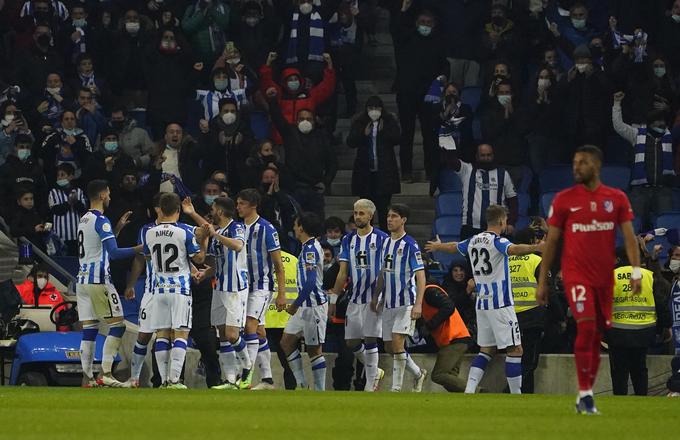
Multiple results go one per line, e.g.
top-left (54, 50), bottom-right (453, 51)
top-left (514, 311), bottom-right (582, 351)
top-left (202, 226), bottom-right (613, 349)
top-left (151, 294), bottom-right (193, 331)
top-left (211, 289), bottom-right (248, 328)
top-left (382, 305), bottom-right (414, 341)
top-left (476, 306), bottom-right (521, 349)
top-left (138, 291), bottom-right (155, 334)
top-left (76, 283), bottom-right (123, 321)
top-left (345, 302), bottom-right (382, 340)
top-left (284, 303), bottom-right (328, 346)
top-left (247, 289), bottom-right (272, 325)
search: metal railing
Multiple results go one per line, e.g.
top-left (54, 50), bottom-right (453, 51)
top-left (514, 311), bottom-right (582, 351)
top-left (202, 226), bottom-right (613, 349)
top-left (18, 237), bottom-right (77, 296)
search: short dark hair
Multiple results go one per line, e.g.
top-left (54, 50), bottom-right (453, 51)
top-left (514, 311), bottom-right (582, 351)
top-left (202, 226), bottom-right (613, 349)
top-left (320, 242), bottom-right (335, 257)
top-left (29, 262), bottom-right (49, 278)
top-left (78, 86), bottom-right (93, 96)
top-left (388, 203), bottom-right (410, 219)
top-left (56, 162), bottom-right (75, 176)
top-left (75, 53), bottom-right (93, 65)
top-left (218, 97), bottom-right (238, 110)
top-left (202, 179), bottom-right (221, 192)
top-left (15, 185), bottom-right (33, 200)
top-left (575, 144), bottom-right (603, 163)
top-left (295, 212), bottom-right (323, 237)
top-left (237, 188), bottom-right (260, 208)
top-left (324, 216), bottom-right (345, 233)
top-left (159, 192), bottom-right (181, 216)
top-left (513, 228), bottom-right (536, 245)
top-left (214, 196), bottom-right (235, 218)
top-left (486, 205), bottom-right (508, 226)
top-left (87, 179), bottom-right (109, 200)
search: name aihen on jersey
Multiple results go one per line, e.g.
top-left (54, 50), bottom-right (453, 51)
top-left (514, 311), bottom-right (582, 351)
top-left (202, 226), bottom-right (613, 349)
top-left (457, 232), bottom-right (513, 310)
top-left (144, 222), bottom-right (200, 295)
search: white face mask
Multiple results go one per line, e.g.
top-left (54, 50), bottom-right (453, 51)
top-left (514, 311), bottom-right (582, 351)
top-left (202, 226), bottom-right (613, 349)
top-left (497, 95), bottom-right (512, 106)
top-left (326, 238), bottom-right (341, 246)
top-left (227, 58), bottom-right (240, 66)
top-left (36, 277), bottom-right (48, 289)
top-left (125, 21), bottom-right (140, 33)
top-left (575, 63), bottom-right (589, 73)
top-left (670, 259), bottom-right (680, 273)
top-left (538, 78), bottom-right (551, 89)
top-left (4, 114), bottom-right (14, 123)
top-left (222, 112), bottom-right (237, 125)
top-left (298, 120), bottom-right (313, 134)
top-left (299, 2), bottom-right (313, 15)
top-left (368, 110), bottom-right (382, 121)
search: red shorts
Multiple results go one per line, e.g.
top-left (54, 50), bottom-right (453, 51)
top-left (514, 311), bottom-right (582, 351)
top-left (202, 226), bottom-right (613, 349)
top-left (564, 282), bottom-right (613, 329)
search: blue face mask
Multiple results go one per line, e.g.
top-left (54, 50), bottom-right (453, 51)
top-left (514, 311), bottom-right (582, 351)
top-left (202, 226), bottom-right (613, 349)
top-left (104, 141), bottom-right (118, 152)
top-left (17, 149), bottom-right (31, 161)
top-left (571, 18), bottom-right (586, 30)
top-left (651, 126), bottom-right (666, 134)
top-left (417, 25), bottom-right (432, 36)
top-left (63, 128), bottom-right (77, 136)
top-left (72, 18), bottom-right (87, 28)
top-left (56, 178), bottom-right (70, 188)
top-left (204, 194), bottom-right (218, 205)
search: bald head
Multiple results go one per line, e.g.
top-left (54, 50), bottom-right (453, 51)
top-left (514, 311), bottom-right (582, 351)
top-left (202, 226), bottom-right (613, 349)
top-left (477, 144), bottom-right (494, 164)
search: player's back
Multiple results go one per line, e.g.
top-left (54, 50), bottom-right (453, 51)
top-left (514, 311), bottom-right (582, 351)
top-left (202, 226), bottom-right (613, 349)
top-left (297, 238), bottom-right (326, 307)
top-left (144, 222), bottom-right (199, 295)
top-left (459, 231), bottom-right (513, 310)
top-left (339, 227), bottom-right (388, 304)
top-left (77, 210), bottom-right (115, 284)
top-left (211, 220), bottom-right (248, 292)
top-left (548, 183), bottom-right (634, 288)
top-left (244, 216), bottom-right (280, 291)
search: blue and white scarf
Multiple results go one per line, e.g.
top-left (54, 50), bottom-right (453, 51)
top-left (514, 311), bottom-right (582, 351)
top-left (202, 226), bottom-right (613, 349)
top-left (438, 101), bottom-right (465, 151)
top-left (630, 127), bottom-right (674, 186)
top-left (286, 9), bottom-right (325, 64)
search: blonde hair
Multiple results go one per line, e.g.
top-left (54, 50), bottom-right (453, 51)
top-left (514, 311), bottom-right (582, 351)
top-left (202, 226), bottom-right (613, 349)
top-left (354, 199), bottom-right (376, 215)
top-left (486, 205), bottom-right (508, 226)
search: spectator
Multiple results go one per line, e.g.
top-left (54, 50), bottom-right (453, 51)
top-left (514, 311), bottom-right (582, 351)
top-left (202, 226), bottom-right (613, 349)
top-left (0, 102), bottom-right (34, 167)
top-left (547, 2), bottom-right (597, 69)
top-left (259, 51), bottom-right (336, 145)
top-left (394, 2), bottom-right (448, 182)
top-left (243, 139), bottom-right (287, 189)
top-left (35, 72), bottom-right (70, 130)
top-left (231, 0), bottom-right (280, 69)
top-left (15, 263), bottom-right (64, 306)
top-left (108, 107), bottom-right (154, 169)
top-left (19, 1), bottom-right (69, 28)
top-left (259, 167), bottom-right (299, 252)
top-left (266, 89), bottom-right (337, 218)
top-left (479, 4), bottom-right (525, 71)
top-left (75, 86), bottom-right (107, 146)
top-left (191, 179), bottom-right (223, 218)
top-left (154, 123), bottom-right (207, 195)
top-left (211, 42), bottom-right (259, 109)
top-left (0, 133), bottom-right (48, 214)
top-left (203, 97), bottom-right (255, 194)
top-left (181, 0), bottom-right (230, 68)
top-left (196, 67), bottom-right (239, 121)
top-left (209, 170), bottom-right (228, 193)
top-left (322, 216), bottom-right (345, 257)
top-left (46, 163), bottom-right (86, 256)
top-left (442, 263), bottom-right (476, 341)
top-left (9, 187), bottom-right (47, 252)
top-left (526, 66), bottom-right (565, 171)
top-left (39, 110), bottom-right (92, 183)
top-left (14, 23), bottom-right (64, 97)
top-left (346, 96), bottom-right (400, 230)
top-left (144, 27), bottom-right (200, 138)
top-left (442, 143), bottom-right (518, 239)
top-left (428, 81), bottom-right (475, 165)
top-left (57, 3), bottom-right (96, 71)
top-left (327, 2), bottom-right (360, 116)
top-left (660, 0), bottom-right (680, 76)
top-left (542, 46), bottom-right (565, 81)
top-left (83, 129), bottom-right (135, 187)
top-left (612, 91), bottom-right (674, 229)
top-left (69, 53), bottom-right (113, 111)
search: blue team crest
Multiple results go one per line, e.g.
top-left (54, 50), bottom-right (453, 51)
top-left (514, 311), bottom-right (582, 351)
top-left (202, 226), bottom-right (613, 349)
top-left (603, 200), bottom-right (614, 213)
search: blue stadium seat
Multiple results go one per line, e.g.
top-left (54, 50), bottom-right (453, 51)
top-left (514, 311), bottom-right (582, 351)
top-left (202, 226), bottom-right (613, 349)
top-left (540, 192), bottom-right (557, 217)
top-left (655, 212), bottom-right (680, 231)
top-left (435, 192), bottom-right (463, 216)
top-left (673, 189), bottom-right (680, 211)
top-left (516, 166), bottom-right (533, 193)
top-left (461, 86), bottom-right (482, 113)
top-left (439, 169), bottom-right (463, 192)
top-left (539, 165), bottom-right (573, 192)
top-left (432, 251), bottom-right (467, 271)
top-left (600, 165), bottom-right (631, 191)
top-left (515, 215), bottom-right (530, 231)
top-left (250, 110), bottom-right (271, 141)
top-left (518, 192), bottom-right (530, 216)
top-left (434, 215), bottom-right (462, 237)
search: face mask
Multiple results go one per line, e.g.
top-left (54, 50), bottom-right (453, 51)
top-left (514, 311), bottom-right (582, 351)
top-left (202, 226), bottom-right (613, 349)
top-left (654, 67), bottom-right (666, 78)
top-left (538, 78), bottom-right (551, 89)
top-left (417, 25), bottom-right (432, 36)
top-left (46, 87), bottom-right (60, 95)
top-left (125, 22), bottom-right (140, 33)
top-left (104, 141), bottom-right (119, 152)
top-left (670, 259), bottom-right (680, 273)
top-left (299, 2), bottom-right (313, 15)
top-left (37, 34), bottom-right (51, 47)
top-left (4, 114), bottom-right (14, 123)
top-left (651, 126), bottom-right (666, 135)
top-left (571, 18), bottom-right (586, 30)
top-left (72, 18), bottom-right (86, 27)
top-left (222, 112), bottom-right (237, 125)
top-left (160, 40), bottom-right (177, 51)
top-left (204, 194), bottom-right (218, 205)
top-left (214, 78), bottom-right (228, 91)
top-left (672, 15), bottom-right (680, 23)
top-left (326, 238), bottom-right (340, 246)
top-left (323, 263), bottom-right (332, 271)
top-left (56, 178), bottom-right (70, 187)
top-left (497, 95), bottom-right (512, 106)
top-left (287, 80), bottom-right (300, 92)
top-left (245, 17), bottom-right (260, 27)
top-left (575, 63), bottom-right (589, 73)
top-left (227, 58), bottom-right (240, 66)
top-left (298, 120), bottom-right (313, 134)
top-left (17, 149), bottom-right (31, 161)
top-left (63, 128), bottom-right (76, 136)
top-left (36, 277), bottom-right (48, 290)
top-left (368, 110), bottom-right (382, 121)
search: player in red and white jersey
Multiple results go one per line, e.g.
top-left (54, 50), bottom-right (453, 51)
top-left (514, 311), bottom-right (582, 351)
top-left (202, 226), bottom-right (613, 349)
top-left (537, 145), bottom-right (641, 414)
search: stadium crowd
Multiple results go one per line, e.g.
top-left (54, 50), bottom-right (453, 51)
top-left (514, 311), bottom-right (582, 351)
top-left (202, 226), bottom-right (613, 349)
top-left (1, 0), bottom-right (679, 393)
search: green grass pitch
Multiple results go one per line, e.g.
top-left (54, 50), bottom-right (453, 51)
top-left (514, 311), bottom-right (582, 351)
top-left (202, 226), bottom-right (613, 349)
top-left (0, 388), bottom-right (677, 440)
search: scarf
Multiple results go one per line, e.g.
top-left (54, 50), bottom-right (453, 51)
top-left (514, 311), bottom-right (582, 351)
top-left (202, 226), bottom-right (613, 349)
top-left (630, 127), bottom-right (674, 185)
top-left (286, 9), bottom-right (325, 64)
top-left (369, 121), bottom-right (378, 172)
top-left (79, 72), bottom-right (95, 88)
top-left (328, 14), bottom-right (357, 47)
top-left (424, 77), bottom-right (445, 103)
top-left (438, 101), bottom-right (465, 151)
top-left (612, 30), bottom-right (648, 63)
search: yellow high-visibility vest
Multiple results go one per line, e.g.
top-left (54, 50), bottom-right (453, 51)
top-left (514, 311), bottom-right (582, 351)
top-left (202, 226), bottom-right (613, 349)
top-left (509, 253), bottom-right (541, 314)
top-left (612, 266), bottom-right (656, 330)
top-left (265, 251), bottom-right (299, 329)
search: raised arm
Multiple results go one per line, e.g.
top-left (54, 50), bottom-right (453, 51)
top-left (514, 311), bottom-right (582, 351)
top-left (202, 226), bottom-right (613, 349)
top-left (507, 242), bottom-right (544, 256)
top-left (425, 236), bottom-right (459, 254)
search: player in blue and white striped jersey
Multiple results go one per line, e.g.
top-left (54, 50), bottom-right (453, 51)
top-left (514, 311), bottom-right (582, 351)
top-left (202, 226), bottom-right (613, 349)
top-left (281, 212), bottom-right (328, 390)
top-left (236, 189), bottom-right (286, 390)
top-left (203, 197), bottom-right (251, 390)
top-left (425, 205), bottom-right (543, 394)
top-left (76, 180), bottom-right (140, 388)
top-left (330, 199), bottom-right (388, 391)
top-left (143, 193), bottom-right (207, 389)
top-left (373, 204), bottom-right (427, 392)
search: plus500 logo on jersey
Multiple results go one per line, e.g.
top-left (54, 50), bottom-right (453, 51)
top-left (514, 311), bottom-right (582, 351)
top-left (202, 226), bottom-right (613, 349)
top-left (571, 220), bottom-right (615, 233)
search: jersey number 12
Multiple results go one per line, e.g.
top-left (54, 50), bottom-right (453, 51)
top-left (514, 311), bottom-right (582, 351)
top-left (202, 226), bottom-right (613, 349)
top-left (152, 243), bottom-right (180, 272)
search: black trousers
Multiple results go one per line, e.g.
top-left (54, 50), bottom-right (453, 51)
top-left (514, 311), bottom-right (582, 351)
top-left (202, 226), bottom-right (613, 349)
top-left (189, 298), bottom-right (221, 387)
top-left (397, 92), bottom-right (436, 176)
top-left (608, 345), bottom-right (648, 396)
top-left (266, 328), bottom-right (297, 390)
top-left (520, 327), bottom-right (543, 394)
top-left (359, 173), bottom-right (392, 231)
top-left (326, 321), bottom-right (365, 391)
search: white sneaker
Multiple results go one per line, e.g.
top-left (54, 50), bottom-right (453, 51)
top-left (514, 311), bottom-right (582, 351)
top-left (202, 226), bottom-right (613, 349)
top-left (124, 379), bottom-right (140, 388)
top-left (251, 382), bottom-right (275, 391)
top-left (98, 375), bottom-right (126, 388)
top-left (412, 368), bottom-right (427, 392)
top-left (667, 391), bottom-right (680, 397)
top-left (166, 382), bottom-right (188, 390)
top-left (372, 368), bottom-right (385, 392)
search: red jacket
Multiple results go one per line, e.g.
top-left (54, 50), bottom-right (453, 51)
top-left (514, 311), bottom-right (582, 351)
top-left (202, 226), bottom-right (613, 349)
top-left (259, 64), bottom-right (336, 144)
top-left (17, 280), bottom-right (64, 306)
